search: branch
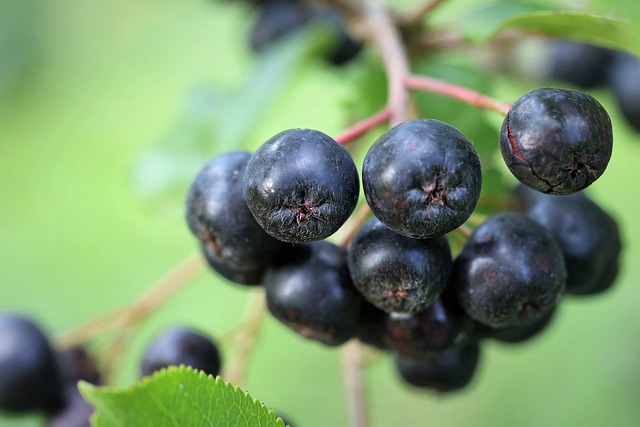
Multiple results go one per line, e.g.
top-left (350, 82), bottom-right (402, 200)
top-left (223, 290), bottom-right (268, 388)
top-left (404, 74), bottom-right (512, 114)
top-left (56, 252), bottom-right (207, 348)
top-left (341, 340), bottom-right (368, 427)
top-left (395, 0), bottom-right (449, 28)
top-left (335, 108), bottom-right (392, 145)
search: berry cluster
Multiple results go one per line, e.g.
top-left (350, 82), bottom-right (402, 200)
top-left (0, 313), bottom-right (99, 426)
top-left (547, 40), bottom-right (640, 132)
top-left (185, 86), bottom-right (619, 392)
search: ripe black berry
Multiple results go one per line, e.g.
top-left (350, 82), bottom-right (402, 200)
top-left (384, 292), bottom-right (473, 358)
top-left (264, 241), bottom-right (362, 346)
top-left (348, 216), bottom-right (452, 314)
top-left (47, 387), bottom-right (93, 427)
top-left (547, 40), bottom-right (613, 88)
top-left (524, 190), bottom-right (621, 295)
top-left (56, 346), bottom-right (100, 386)
top-left (140, 327), bottom-right (221, 377)
top-left (500, 88), bottom-right (613, 195)
top-left (243, 129), bottom-right (359, 243)
top-left (249, 0), bottom-right (313, 53)
top-left (186, 151), bottom-right (283, 284)
top-left (0, 313), bottom-right (64, 414)
top-left (609, 52), bottom-right (640, 132)
top-left (200, 241), bottom-right (265, 286)
top-left (452, 212), bottom-right (566, 328)
top-left (362, 119), bottom-right (482, 239)
top-left (356, 301), bottom-right (388, 350)
top-left (474, 307), bottom-right (556, 344)
top-left (395, 342), bottom-right (480, 393)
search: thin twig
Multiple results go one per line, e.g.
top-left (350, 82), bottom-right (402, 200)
top-left (56, 252), bottom-right (207, 349)
top-left (360, 1), bottom-right (412, 126)
top-left (396, 0), bottom-right (449, 27)
top-left (338, 203), bottom-right (372, 248)
top-left (223, 290), bottom-right (268, 388)
top-left (405, 74), bottom-right (512, 114)
top-left (335, 108), bottom-right (392, 145)
top-left (341, 340), bottom-right (368, 427)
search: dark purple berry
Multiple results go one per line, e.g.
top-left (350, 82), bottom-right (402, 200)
top-left (362, 119), bottom-right (482, 239)
top-left (356, 301), bottom-right (389, 350)
top-left (56, 347), bottom-right (100, 386)
top-left (47, 387), bottom-right (92, 427)
top-left (264, 241), bottom-right (362, 346)
top-left (140, 327), bottom-right (221, 377)
top-left (474, 307), bottom-right (556, 344)
top-left (249, 0), bottom-right (313, 53)
top-left (395, 342), bottom-right (480, 393)
top-left (384, 291), bottom-right (473, 358)
top-left (200, 241), bottom-right (264, 286)
top-left (348, 216), bottom-right (452, 314)
top-left (609, 52), bottom-right (640, 132)
top-left (547, 40), bottom-right (614, 88)
top-left (452, 212), bottom-right (566, 328)
top-left (500, 88), bottom-right (613, 195)
top-left (243, 129), bottom-right (359, 243)
top-left (524, 190), bottom-right (621, 295)
top-left (186, 151), bottom-right (283, 284)
top-left (0, 313), bottom-right (64, 414)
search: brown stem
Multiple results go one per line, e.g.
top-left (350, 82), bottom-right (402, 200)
top-left (223, 290), bottom-right (268, 388)
top-left (335, 108), bottom-right (392, 145)
top-left (341, 340), bottom-right (368, 427)
top-left (404, 74), bottom-right (512, 114)
top-left (56, 252), bottom-right (207, 349)
top-left (339, 203), bottom-right (372, 249)
top-left (359, 1), bottom-right (411, 126)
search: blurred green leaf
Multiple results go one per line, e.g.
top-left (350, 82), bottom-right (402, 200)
top-left (494, 12), bottom-right (640, 55)
top-left (458, 1), bottom-right (554, 42)
top-left (80, 366), bottom-right (285, 427)
top-left (0, 0), bottom-right (38, 99)
top-left (130, 26), bottom-right (331, 213)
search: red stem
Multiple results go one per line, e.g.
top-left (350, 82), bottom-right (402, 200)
top-left (335, 108), bottom-right (392, 145)
top-left (404, 74), bottom-right (512, 115)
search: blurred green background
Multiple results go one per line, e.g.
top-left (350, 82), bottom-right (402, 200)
top-left (1, 1), bottom-right (639, 426)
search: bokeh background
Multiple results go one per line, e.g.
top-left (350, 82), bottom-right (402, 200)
top-left (1, 1), bottom-right (639, 426)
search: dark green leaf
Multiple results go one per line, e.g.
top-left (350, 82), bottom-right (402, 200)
top-left (79, 366), bottom-right (285, 427)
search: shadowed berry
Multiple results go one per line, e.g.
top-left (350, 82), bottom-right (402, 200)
top-left (609, 52), bottom-right (640, 132)
top-left (363, 119), bottom-right (482, 239)
top-left (348, 216), bottom-right (452, 314)
top-left (547, 40), bottom-right (613, 88)
top-left (500, 88), bottom-right (613, 195)
top-left (384, 290), bottom-right (473, 358)
top-left (56, 347), bottom-right (100, 386)
top-left (524, 190), bottom-right (621, 295)
top-left (395, 342), bottom-right (480, 393)
top-left (474, 307), bottom-right (557, 344)
top-left (244, 129), bottom-right (359, 243)
top-left (452, 212), bottom-right (566, 328)
top-left (264, 241), bottom-right (362, 346)
top-left (356, 301), bottom-right (389, 350)
top-left (186, 151), bottom-right (283, 284)
top-left (140, 327), bottom-right (221, 377)
top-left (47, 387), bottom-right (93, 427)
top-left (249, 0), bottom-right (313, 53)
top-left (0, 314), bottom-right (64, 414)
top-left (200, 241), bottom-right (264, 286)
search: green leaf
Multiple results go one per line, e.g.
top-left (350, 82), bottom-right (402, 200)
top-left (459, 1), bottom-right (554, 42)
top-left (79, 366), bottom-right (285, 427)
top-left (494, 12), bottom-right (640, 55)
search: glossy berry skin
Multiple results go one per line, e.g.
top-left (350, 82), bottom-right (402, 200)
top-left (609, 52), bottom-right (640, 132)
top-left (200, 241), bottom-right (264, 286)
top-left (500, 88), bottom-right (613, 195)
top-left (362, 119), bottom-right (482, 239)
top-left (348, 216), bottom-right (452, 314)
top-left (395, 342), bottom-right (480, 393)
top-left (264, 241), bottom-right (362, 346)
top-left (452, 212), bottom-right (566, 329)
top-left (244, 129), bottom-right (359, 243)
top-left (384, 292), bottom-right (473, 358)
top-left (140, 327), bottom-right (221, 377)
top-left (0, 314), bottom-right (64, 414)
top-left (186, 151), bottom-right (282, 284)
top-left (524, 190), bottom-right (621, 295)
